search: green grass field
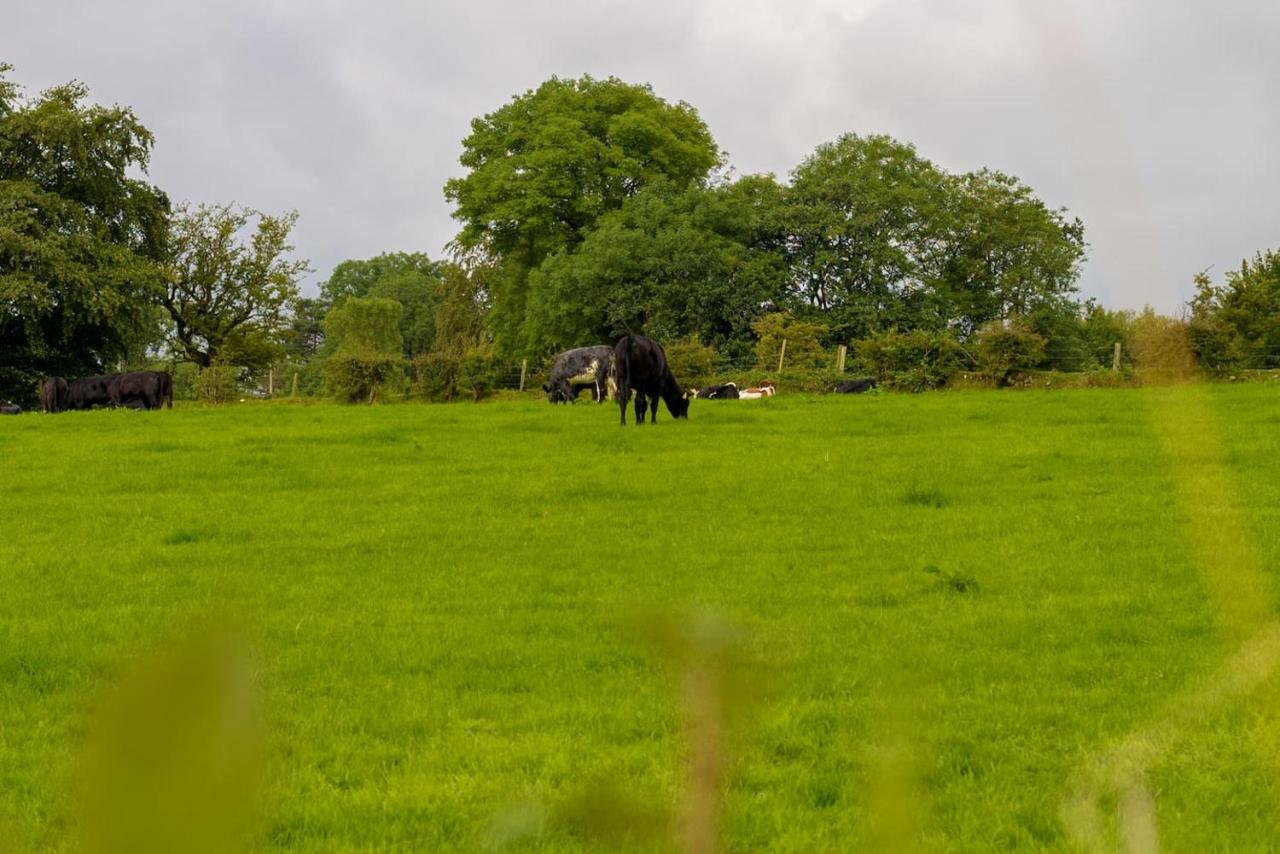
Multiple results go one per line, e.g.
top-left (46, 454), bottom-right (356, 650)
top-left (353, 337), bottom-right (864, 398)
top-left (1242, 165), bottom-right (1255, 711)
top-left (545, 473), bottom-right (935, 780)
top-left (3, 386), bottom-right (1279, 851)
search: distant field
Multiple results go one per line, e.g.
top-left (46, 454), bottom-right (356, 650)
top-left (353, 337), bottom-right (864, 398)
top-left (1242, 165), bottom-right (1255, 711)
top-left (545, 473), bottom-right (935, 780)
top-left (2, 386), bottom-right (1279, 851)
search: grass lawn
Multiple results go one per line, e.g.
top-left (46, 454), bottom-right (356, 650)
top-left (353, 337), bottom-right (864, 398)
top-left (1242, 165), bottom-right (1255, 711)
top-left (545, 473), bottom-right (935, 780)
top-left (2, 385), bottom-right (1279, 851)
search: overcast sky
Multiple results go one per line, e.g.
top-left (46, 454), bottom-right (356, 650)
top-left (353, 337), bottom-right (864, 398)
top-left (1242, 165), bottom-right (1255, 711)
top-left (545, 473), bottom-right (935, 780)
top-left (6, 0), bottom-right (1278, 311)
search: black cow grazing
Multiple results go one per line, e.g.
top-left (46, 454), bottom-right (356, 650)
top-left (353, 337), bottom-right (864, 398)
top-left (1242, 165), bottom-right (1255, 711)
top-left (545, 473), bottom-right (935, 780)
top-left (834, 378), bottom-right (877, 394)
top-left (111, 370), bottom-right (173, 410)
top-left (611, 335), bottom-right (690, 426)
top-left (41, 377), bottom-right (69, 413)
top-left (544, 346), bottom-right (615, 404)
top-left (696, 382), bottom-right (739, 399)
top-left (0, 403), bottom-right (20, 415)
top-left (66, 374), bottom-right (119, 410)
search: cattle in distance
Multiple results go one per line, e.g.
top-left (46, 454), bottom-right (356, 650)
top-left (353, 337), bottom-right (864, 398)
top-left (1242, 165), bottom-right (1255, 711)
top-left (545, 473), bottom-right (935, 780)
top-left (41, 377), bottom-right (69, 413)
top-left (696, 382), bottom-right (739, 399)
top-left (834, 378), bottom-right (877, 394)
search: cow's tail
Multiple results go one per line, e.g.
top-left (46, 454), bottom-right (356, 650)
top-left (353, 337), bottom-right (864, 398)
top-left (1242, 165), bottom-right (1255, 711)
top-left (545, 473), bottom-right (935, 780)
top-left (162, 371), bottom-right (174, 409)
top-left (614, 336), bottom-right (631, 425)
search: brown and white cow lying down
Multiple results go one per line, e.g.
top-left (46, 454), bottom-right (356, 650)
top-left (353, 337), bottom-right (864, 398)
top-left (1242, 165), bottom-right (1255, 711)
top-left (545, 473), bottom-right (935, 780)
top-left (738, 381), bottom-right (776, 400)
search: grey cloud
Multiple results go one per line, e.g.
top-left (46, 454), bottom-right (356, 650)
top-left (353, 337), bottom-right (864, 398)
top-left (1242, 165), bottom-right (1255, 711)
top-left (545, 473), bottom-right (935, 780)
top-left (6, 0), bottom-right (1276, 310)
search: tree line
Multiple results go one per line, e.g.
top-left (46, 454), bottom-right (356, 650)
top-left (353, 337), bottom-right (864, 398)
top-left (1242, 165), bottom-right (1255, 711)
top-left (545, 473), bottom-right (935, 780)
top-left (2, 66), bottom-right (1276, 406)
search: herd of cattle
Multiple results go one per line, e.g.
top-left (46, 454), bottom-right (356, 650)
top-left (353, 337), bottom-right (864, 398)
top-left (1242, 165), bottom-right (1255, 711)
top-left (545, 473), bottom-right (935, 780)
top-left (34, 370), bottom-right (174, 414)
top-left (546, 335), bottom-right (877, 425)
top-left (2, 338), bottom-right (874, 421)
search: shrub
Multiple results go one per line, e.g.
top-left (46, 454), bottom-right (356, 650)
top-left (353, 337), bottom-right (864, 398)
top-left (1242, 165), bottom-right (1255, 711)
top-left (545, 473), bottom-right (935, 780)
top-left (171, 362), bottom-right (199, 401)
top-left (664, 337), bottom-right (717, 389)
top-left (414, 347), bottom-right (502, 402)
top-left (854, 329), bottom-right (967, 391)
top-left (323, 351), bottom-right (406, 403)
top-left (752, 313), bottom-right (831, 371)
top-left (195, 366), bottom-right (239, 405)
top-left (414, 353), bottom-right (458, 401)
top-left (1126, 309), bottom-right (1196, 378)
top-left (456, 347), bottom-right (502, 401)
top-left (973, 319), bottom-right (1047, 386)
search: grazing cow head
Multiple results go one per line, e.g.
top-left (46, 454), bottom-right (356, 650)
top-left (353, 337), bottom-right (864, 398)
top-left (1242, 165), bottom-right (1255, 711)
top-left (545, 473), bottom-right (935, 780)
top-left (670, 392), bottom-right (690, 418)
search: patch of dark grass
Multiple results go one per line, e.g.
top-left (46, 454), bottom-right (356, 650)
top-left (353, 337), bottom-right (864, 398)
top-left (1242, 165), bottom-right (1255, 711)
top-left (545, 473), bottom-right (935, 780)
top-left (902, 485), bottom-right (949, 508)
top-left (163, 528), bottom-right (207, 546)
top-left (924, 564), bottom-right (980, 594)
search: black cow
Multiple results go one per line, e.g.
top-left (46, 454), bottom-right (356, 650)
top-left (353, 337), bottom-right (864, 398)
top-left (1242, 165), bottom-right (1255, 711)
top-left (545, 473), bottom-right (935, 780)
top-left (66, 374), bottom-right (119, 410)
top-left (0, 403), bottom-right (20, 415)
top-left (835, 378), bottom-right (877, 394)
top-left (696, 382), bottom-right (739, 399)
top-left (111, 370), bottom-right (173, 410)
top-left (41, 377), bottom-right (69, 413)
top-left (611, 335), bottom-right (690, 426)
top-left (544, 346), bottom-right (615, 404)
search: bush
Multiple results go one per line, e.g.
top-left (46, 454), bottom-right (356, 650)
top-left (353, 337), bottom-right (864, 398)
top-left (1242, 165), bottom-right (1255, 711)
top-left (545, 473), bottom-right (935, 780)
top-left (752, 313), bottom-right (831, 371)
top-left (414, 353), bottom-right (457, 401)
top-left (1126, 309), bottom-right (1196, 378)
top-left (323, 351), bottom-right (405, 403)
top-left (414, 347), bottom-right (502, 402)
top-left (973, 319), bottom-right (1047, 386)
top-left (457, 349), bottom-right (502, 401)
top-left (664, 337), bottom-right (717, 389)
top-left (195, 366), bottom-right (239, 405)
top-left (171, 362), bottom-right (199, 401)
top-left (854, 329), bottom-right (967, 391)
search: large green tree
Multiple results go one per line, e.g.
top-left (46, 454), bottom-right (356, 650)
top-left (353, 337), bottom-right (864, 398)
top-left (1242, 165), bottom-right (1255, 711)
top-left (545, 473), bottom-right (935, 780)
top-left (1190, 249), bottom-right (1280, 369)
top-left (444, 75), bottom-right (721, 354)
top-left (784, 134), bottom-right (947, 338)
top-left (931, 169), bottom-right (1086, 336)
top-left (525, 175), bottom-right (788, 360)
top-left (784, 134), bottom-right (1085, 341)
top-left (0, 64), bottom-right (169, 402)
top-left (320, 252), bottom-right (443, 359)
top-left (162, 203), bottom-right (309, 373)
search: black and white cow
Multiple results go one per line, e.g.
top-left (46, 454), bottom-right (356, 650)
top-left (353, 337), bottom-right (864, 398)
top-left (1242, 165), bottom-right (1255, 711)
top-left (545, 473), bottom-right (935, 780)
top-left (611, 335), bottom-right (690, 425)
top-left (0, 403), bottom-right (20, 415)
top-left (834, 378), bottom-right (877, 394)
top-left (544, 346), bottom-right (615, 404)
top-left (696, 383), bottom-right (739, 399)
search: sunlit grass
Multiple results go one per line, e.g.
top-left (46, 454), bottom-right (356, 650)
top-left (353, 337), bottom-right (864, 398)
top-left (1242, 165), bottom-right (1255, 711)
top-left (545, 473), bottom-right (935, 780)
top-left (1, 386), bottom-right (1277, 850)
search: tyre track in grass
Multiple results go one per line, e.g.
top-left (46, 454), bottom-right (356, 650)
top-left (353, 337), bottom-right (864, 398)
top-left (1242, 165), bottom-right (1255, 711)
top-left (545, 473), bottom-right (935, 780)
top-left (1062, 385), bottom-right (1278, 852)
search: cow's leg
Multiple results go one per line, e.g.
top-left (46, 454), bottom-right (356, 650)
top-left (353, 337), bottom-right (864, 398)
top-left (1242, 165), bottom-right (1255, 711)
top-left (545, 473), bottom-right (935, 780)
top-left (618, 384), bottom-right (629, 425)
top-left (634, 393), bottom-right (646, 426)
top-left (649, 396), bottom-right (659, 423)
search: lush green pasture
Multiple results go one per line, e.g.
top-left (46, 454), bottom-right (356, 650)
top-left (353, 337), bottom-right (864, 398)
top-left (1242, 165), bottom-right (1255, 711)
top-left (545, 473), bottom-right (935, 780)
top-left (2, 386), bottom-right (1279, 851)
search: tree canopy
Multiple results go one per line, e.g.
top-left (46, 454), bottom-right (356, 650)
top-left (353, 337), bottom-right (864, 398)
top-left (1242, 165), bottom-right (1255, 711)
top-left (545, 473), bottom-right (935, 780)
top-left (319, 252), bottom-right (443, 358)
top-left (525, 175), bottom-right (788, 360)
top-left (444, 75), bottom-right (721, 354)
top-left (0, 64), bottom-right (169, 402)
top-left (1190, 249), bottom-right (1280, 369)
top-left (162, 203), bottom-right (309, 373)
top-left (783, 134), bottom-right (1086, 341)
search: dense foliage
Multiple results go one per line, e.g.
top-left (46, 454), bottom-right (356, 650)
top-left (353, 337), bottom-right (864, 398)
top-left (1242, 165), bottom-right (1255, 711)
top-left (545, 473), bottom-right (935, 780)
top-left (321, 297), bottom-right (407, 403)
top-left (1190, 250), bottom-right (1280, 370)
top-left (444, 75), bottom-right (721, 354)
top-left (0, 65), bottom-right (169, 403)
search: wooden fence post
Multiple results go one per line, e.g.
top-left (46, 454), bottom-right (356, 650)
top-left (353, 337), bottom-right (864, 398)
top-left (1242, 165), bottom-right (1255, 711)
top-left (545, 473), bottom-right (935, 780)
top-left (836, 345), bottom-right (847, 373)
top-left (291, 371), bottom-right (299, 398)
top-left (519, 359), bottom-right (528, 392)
top-left (268, 368), bottom-right (274, 397)
top-left (1112, 341), bottom-right (1122, 372)
top-left (776, 339), bottom-right (787, 375)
